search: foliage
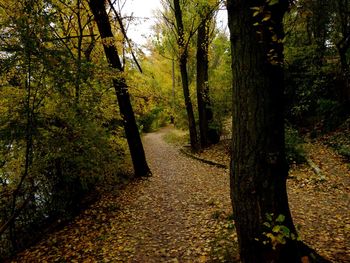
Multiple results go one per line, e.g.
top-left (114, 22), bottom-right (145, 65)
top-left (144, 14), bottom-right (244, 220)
top-left (285, 124), bottom-right (306, 164)
top-left (162, 129), bottom-right (189, 146)
top-left (257, 213), bottom-right (300, 250)
top-left (322, 118), bottom-right (350, 162)
top-left (0, 0), bottom-right (129, 259)
top-left (0, 0), bottom-right (348, 261)
top-left (209, 32), bottom-right (232, 133)
top-left (284, 46), bottom-right (334, 123)
top-left (284, 0), bottom-right (350, 132)
top-left (138, 106), bottom-right (168, 132)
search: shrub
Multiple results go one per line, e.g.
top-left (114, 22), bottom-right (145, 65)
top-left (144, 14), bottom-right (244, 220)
top-left (285, 124), bottom-right (306, 164)
top-left (138, 106), bottom-right (166, 133)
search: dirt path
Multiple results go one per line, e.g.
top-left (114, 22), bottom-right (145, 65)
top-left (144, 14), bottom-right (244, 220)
top-left (11, 128), bottom-right (233, 262)
top-left (10, 128), bottom-right (349, 262)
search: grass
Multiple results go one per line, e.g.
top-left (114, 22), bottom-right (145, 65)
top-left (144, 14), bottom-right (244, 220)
top-left (162, 128), bottom-right (189, 146)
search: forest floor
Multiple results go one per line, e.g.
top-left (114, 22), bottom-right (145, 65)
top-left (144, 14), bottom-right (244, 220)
top-left (9, 126), bottom-right (350, 262)
top-left (10, 126), bottom-right (236, 262)
top-left (182, 131), bottom-right (350, 262)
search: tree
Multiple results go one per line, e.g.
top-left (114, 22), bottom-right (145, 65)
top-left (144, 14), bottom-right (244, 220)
top-left (88, 0), bottom-right (151, 177)
top-left (333, 0), bottom-right (350, 102)
top-left (227, 0), bottom-right (300, 261)
top-left (172, 0), bottom-right (200, 151)
top-left (196, 1), bottom-right (220, 148)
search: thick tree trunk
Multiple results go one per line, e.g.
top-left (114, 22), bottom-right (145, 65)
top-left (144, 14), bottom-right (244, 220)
top-left (196, 18), bottom-right (219, 148)
top-left (173, 0), bottom-right (199, 152)
top-left (227, 0), bottom-right (300, 262)
top-left (88, 0), bottom-right (150, 177)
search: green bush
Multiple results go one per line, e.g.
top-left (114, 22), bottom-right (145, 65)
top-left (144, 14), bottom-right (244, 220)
top-left (138, 106), bottom-right (166, 133)
top-left (338, 146), bottom-right (350, 161)
top-left (284, 45), bottom-right (346, 131)
top-left (0, 107), bottom-right (127, 260)
top-left (285, 125), bottom-right (306, 164)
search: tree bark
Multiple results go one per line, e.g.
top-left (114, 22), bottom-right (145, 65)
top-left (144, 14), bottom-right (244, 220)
top-left (88, 0), bottom-right (150, 177)
top-left (227, 0), bottom-right (300, 262)
top-left (196, 16), bottom-right (219, 148)
top-left (335, 0), bottom-right (350, 102)
top-left (173, 0), bottom-right (199, 152)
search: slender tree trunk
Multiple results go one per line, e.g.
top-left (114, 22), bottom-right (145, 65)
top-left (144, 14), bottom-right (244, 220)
top-left (311, 0), bottom-right (330, 62)
top-left (338, 45), bottom-right (350, 102)
top-left (171, 58), bottom-right (175, 124)
top-left (88, 0), bottom-right (150, 177)
top-left (197, 19), bottom-right (210, 148)
top-left (227, 0), bottom-right (300, 262)
top-left (173, 0), bottom-right (199, 152)
top-left (335, 0), bottom-right (350, 102)
top-left (196, 17), bottom-right (219, 148)
top-left (75, 0), bottom-right (82, 104)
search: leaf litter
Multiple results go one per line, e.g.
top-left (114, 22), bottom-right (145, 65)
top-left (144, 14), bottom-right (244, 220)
top-left (10, 127), bottom-right (235, 262)
top-left (9, 127), bottom-right (349, 262)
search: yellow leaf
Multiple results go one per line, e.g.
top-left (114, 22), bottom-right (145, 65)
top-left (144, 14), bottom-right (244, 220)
top-left (262, 14), bottom-right (271, 22)
top-left (253, 11), bottom-right (260, 17)
top-left (199, 255), bottom-right (207, 262)
top-left (250, 7), bottom-right (261, 11)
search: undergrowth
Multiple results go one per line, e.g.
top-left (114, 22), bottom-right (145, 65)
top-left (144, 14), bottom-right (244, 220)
top-left (322, 118), bottom-right (350, 163)
top-left (285, 124), bottom-right (307, 164)
top-left (162, 128), bottom-right (189, 146)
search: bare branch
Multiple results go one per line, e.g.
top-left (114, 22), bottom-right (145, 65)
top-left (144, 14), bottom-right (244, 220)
top-left (107, 0), bottom-right (143, 73)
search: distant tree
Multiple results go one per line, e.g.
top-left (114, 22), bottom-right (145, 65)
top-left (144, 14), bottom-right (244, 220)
top-left (88, 0), bottom-right (151, 177)
top-left (196, 0), bottom-right (220, 147)
top-left (227, 0), bottom-right (300, 261)
top-left (333, 0), bottom-right (350, 102)
top-left (172, 0), bottom-right (200, 151)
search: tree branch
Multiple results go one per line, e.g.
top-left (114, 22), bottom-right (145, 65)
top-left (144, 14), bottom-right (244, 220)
top-left (107, 0), bottom-right (143, 73)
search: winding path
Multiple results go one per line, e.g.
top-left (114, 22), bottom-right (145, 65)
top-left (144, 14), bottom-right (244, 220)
top-left (11, 128), bottom-right (233, 262)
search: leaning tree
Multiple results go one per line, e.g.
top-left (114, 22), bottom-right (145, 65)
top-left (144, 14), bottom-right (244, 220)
top-left (88, 0), bottom-right (150, 177)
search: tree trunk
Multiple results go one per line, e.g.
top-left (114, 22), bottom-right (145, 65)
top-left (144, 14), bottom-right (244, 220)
top-left (311, 0), bottom-right (330, 62)
top-left (338, 45), bottom-right (350, 102)
top-left (227, 0), bottom-right (300, 262)
top-left (335, 0), bottom-right (350, 102)
top-left (196, 17), bottom-right (219, 148)
top-left (88, 0), bottom-right (150, 177)
top-left (173, 0), bottom-right (199, 152)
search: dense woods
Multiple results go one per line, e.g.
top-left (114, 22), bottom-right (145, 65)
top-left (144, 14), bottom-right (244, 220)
top-left (0, 0), bottom-right (349, 262)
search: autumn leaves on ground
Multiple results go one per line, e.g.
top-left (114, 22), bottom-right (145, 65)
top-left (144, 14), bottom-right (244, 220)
top-left (9, 127), bottom-right (350, 262)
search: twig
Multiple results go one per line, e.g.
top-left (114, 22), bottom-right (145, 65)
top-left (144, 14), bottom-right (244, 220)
top-left (306, 158), bottom-right (325, 181)
top-left (107, 0), bottom-right (143, 73)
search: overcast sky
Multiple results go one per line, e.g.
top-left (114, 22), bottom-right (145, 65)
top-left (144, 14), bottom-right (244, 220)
top-left (121, 0), bottom-right (228, 47)
top-left (121, 0), bottom-right (162, 46)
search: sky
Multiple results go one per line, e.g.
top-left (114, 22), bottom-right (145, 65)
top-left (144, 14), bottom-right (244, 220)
top-left (121, 0), bottom-right (162, 47)
top-left (121, 0), bottom-right (228, 47)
